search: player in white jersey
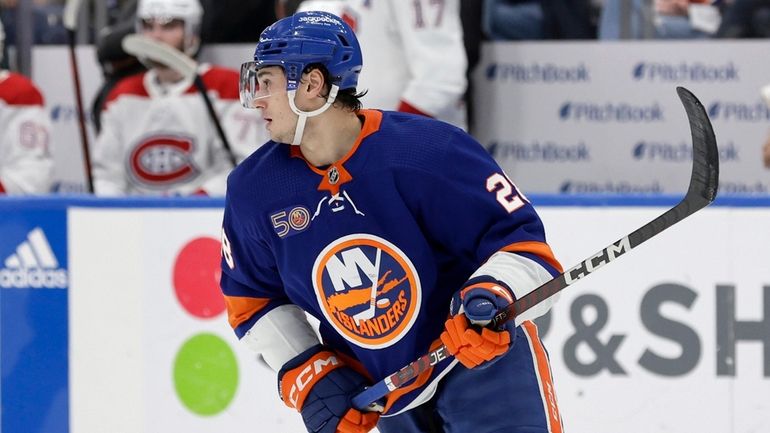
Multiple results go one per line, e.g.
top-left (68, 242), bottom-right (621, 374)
top-left (92, 0), bottom-right (268, 196)
top-left (296, 0), bottom-right (468, 129)
top-left (0, 20), bottom-right (53, 195)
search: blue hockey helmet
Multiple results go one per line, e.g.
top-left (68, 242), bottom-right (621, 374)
top-left (252, 11), bottom-right (362, 91)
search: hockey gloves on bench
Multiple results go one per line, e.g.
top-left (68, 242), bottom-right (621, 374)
top-left (440, 278), bottom-right (518, 369)
top-left (278, 345), bottom-right (380, 433)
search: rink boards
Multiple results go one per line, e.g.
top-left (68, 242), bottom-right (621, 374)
top-left (1, 196), bottom-right (769, 433)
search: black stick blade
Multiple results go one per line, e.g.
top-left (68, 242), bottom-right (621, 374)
top-left (676, 86), bottom-right (719, 206)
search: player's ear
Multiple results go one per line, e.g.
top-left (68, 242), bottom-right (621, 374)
top-left (304, 68), bottom-right (326, 98)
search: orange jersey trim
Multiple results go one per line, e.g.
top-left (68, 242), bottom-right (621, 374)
top-left (290, 109), bottom-right (382, 169)
top-left (224, 295), bottom-right (270, 329)
top-left (501, 241), bottom-right (563, 273)
top-left (522, 321), bottom-right (563, 433)
top-left (289, 110), bottom-right (383, 194)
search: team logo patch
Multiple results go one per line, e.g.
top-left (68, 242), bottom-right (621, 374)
top-left (129, 135), bottom-right (198, 185)
top-left (312, 234), bottom-right (421, 349)
top-left (328, 166), bottom-right (340, 185)
top-left (271, 205), bottom-right (312, 238)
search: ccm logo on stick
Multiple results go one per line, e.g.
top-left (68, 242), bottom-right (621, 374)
top-left (565, 237), bottom-right (631, 285)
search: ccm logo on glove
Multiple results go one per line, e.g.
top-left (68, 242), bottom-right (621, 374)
top-left (280, 351), bottom-right (342, 409)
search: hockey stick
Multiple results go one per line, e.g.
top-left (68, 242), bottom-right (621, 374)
top-left (353, 248), bottom-right (382, 324)
top-left (121, 34), bottom-right (238, 167)
top-left (351, 86), bottom-right (720, 411)
top-left (63, 0), bottom-right (95, 193)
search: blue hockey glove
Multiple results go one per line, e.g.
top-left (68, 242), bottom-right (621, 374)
top-left (278, 345), bottom-right (380, 433)
top-left (440, 278), bottom-right (518, 369)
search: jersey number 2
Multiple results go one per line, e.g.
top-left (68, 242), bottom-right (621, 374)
top-left (487, 173), bottom-right (527, 213)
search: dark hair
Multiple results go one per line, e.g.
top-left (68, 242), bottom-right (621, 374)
top-left (304, 64), bottom-right (367, 112)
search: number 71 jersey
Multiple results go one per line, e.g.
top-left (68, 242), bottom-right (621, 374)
top-left (220, 110), bottom-right (561, 414)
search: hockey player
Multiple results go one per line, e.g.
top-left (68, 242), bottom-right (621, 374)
top-left (92, 0), bottom-right (267, 196)
top-left (0, 20), bottom-right (53, 195)
top-left (293, 0), bottom-right (468, 129)
top-left (221, 11), bottom-right (563, 433)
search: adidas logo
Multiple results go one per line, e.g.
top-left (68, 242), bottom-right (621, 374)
top-left (1, 227), bottom-right (67, 289)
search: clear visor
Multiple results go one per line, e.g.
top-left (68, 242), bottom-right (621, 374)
top-left (239, 61), bottom-right (277, 109)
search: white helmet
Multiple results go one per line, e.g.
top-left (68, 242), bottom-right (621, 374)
top-left (136, 0), bottom-right (203, 56)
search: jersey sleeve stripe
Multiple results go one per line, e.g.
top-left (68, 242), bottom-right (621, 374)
top-left (224, 295), bottom-right (271, 329)
top-left (501, 241), bottom-right (563, 274)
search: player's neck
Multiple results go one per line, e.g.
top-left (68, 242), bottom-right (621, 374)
top-left (300, 109), bottom-right (362, 167)
top-left (153, 66), bottom-right (185, 85)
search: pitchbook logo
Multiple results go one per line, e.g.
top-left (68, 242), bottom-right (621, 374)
top-left (559, 101), bottom-right (664, 122)
top-left (485, 62), bottom-right (590, 83)
top-left (312, 234), bottom-right (421, 349)
top-left (1, 227), bottom-right (67, 289)
top-left (632, 61), bottom-right (739, 82)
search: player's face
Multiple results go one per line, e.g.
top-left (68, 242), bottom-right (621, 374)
top-left (139, 18), bottom-right (186, 53)
top-left (251, 67), bottom-right (297, 143)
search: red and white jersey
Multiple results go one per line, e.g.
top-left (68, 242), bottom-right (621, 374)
top-left (93, 64), bottom-right (268, 196)
top-left (298, 0), bottom-right (468, 129)
top-left (0, 70), bottom-right (53, 194)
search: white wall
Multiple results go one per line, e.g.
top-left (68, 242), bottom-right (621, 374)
top-left (66, 204), bottom-right (770, 433)
top-left (473, 41), bottom-right (770, 195)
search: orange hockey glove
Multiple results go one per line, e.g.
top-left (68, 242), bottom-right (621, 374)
top-left (440, 279), bottom-right (517, 369)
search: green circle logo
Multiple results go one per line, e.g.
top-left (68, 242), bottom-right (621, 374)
top-left (173, 333), bottom-right (239, 416)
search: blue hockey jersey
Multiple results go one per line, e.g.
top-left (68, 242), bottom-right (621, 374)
top-left (220, 110), bottom-right (561, 414)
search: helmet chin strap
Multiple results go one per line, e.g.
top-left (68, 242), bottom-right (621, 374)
top-left (287, 84), bottom-right (340, 146)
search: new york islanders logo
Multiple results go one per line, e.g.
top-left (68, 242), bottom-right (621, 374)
top-left (312, 234), bottom-right (421, 349)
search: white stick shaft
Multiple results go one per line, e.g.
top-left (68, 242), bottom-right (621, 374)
top-left (122, 34), bottom-right (198, 80)
top-left (63, 0), bottom-right (84, 31)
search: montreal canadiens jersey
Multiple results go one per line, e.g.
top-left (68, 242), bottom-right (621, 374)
top-left (220, 110), bottom-right (561, 414)
top-left (93, 64), bottom-right (268, 196)
top-left (298, 0), bottom-right (468, 129)
top-left (0, 70), bottom-right (53, 194)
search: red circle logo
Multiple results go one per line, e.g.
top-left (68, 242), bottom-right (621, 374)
top-left (173, 237), bottom-right (226, 319)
